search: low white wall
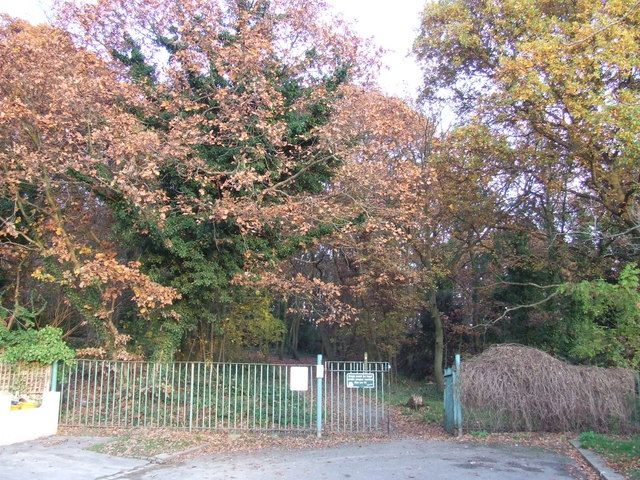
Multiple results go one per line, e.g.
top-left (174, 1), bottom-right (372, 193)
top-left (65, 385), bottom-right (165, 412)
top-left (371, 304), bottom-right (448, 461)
top-left (0, 391), bottom-right (60, 446)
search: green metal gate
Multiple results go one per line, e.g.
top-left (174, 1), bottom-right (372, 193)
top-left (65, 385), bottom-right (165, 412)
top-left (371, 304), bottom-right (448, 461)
top-left (56, 357), bottom-right (390, 435)
top-left (324, 361), bottom-right (391, 433)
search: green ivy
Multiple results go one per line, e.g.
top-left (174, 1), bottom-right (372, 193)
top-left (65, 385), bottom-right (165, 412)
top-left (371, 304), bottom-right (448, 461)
top-left (0, 325), bottom-right (75, 365)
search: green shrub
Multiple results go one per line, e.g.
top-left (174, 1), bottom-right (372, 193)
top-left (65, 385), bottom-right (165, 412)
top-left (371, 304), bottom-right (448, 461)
top-left (0, 325), bottom-right (75, 364)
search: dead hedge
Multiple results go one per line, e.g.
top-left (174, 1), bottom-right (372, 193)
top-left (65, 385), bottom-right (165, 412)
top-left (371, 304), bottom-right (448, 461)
top-left (460, 345), bottom-right (638, 433)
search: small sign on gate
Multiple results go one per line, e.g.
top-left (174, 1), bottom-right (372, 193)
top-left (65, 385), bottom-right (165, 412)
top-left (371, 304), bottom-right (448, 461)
top-left (346, 372), bottom-right (375, 389)
top-left (290, 366), bottom-right (309, 391)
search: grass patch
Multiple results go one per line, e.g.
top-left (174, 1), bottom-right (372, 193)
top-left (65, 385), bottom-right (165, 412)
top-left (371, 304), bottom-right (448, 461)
top-left (579, 431), bottom-right (640, 479)
top-left (389, 376), bottom-right (443, 425)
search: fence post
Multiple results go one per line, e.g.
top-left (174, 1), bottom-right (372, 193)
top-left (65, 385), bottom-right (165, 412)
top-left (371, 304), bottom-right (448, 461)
top-left (50, 360), bottom-right (58, 392)
top-left (316, 354), bottom-right (323, 438)
top-left (189, 363), bottom-right (195, 432)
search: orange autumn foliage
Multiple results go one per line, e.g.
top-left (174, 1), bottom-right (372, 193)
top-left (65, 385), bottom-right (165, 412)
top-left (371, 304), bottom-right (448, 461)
top-left (0, 19), bottom-right (178, 354)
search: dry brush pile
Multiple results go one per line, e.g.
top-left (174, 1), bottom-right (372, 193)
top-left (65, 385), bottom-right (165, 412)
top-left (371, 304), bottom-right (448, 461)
top-left (460, 345), bottom-right (638, 433)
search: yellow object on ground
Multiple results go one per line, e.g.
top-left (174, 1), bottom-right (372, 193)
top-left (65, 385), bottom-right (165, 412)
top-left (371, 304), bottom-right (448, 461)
top-left (10, 402), bottom-right (38, 411)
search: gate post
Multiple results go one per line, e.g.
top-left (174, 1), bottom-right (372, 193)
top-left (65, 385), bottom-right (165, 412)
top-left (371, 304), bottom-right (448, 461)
top-left (444, 354), bottom-right (463, 436)
top-left (454, 354), bottom-right (462, 437)
top-left (316, 354), bottom-right (323, 438)
top-left (50, 360), bottom-right (58, 391)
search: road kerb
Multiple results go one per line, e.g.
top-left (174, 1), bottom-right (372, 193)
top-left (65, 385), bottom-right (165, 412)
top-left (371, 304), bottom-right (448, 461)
top-left (570, 439), bottom-right (625, 480)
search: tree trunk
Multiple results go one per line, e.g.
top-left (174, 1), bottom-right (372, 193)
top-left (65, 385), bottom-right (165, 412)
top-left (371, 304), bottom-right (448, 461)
top-left (289, 315), bottom-right (301, 360)
top-left (318, 324), bottom-right (336, 360)
top-left (429, 289), bottom-right (444, 391)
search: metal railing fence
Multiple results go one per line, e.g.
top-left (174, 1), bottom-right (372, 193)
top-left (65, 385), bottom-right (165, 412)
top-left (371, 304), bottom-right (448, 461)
top-left (54, 358), bottom-right (390, 434)
top-left (0, 362), bottom-right (51, 403)
top-left (58, 360), bottom-right (318, 431)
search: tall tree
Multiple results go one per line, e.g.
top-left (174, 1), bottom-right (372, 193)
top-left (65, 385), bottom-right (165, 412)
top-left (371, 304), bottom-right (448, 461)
top-left (49, 0), bottom-right (378, 359)
top-left (0, 19), bottom-right (178, 357)
top-left (415, 0), bottom-right (640, 237)
top-left (413, 0), bottom-right (640, 368)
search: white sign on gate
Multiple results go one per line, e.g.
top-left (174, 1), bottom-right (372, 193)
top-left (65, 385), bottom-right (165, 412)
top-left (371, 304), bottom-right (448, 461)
top-left (289, 366), bottom-right (309, 391)
top-left (346, 372), bottom-right (375, 388)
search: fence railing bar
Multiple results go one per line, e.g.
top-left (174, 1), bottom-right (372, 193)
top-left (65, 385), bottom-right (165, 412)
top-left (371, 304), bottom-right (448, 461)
top-left (80, 360), bottom-right (87, 426)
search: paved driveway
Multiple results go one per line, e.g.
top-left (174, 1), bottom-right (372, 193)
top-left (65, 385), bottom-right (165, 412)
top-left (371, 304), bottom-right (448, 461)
top-left (0, 436), bottom-right (586, 480)
top-left (0, 436), bottom-right (146, 480)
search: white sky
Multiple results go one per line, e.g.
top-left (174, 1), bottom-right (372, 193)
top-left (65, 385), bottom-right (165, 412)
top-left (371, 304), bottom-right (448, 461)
top-left (0, 0), bottom-right (425, 99)
top-left (326, 0), bottom-right (425, 99)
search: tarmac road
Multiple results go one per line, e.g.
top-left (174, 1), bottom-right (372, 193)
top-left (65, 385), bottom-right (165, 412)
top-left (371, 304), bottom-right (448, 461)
top-left (0, 436), bottom-right (586, 480)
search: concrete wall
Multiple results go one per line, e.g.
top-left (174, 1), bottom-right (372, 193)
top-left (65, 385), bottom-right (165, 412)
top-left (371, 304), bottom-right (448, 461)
top-left (0, 391), bottom-right (60, 446)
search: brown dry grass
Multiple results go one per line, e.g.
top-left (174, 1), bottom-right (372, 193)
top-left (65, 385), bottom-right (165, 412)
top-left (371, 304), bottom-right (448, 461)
top-left (460, 345), bottom-right (637, 433)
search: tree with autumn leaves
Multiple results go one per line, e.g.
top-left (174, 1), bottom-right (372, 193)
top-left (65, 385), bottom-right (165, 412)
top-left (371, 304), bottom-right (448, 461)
top-left (1, 0), bottom-right (383, 361)
top-left (55, 0), bottom-right (379, 360)
top-left (413, 0), bottom-right (640, 374)
top-left (269, 0), bottom-right (640, 384)
top-left (0, 18), bottom-right (177, 359)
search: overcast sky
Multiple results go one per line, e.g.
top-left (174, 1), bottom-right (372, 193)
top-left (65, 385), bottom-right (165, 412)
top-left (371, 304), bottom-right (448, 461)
top-left (0, 0), bottom-right (425, 99)
top-left (326, 0), bottom-right (425, 98)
